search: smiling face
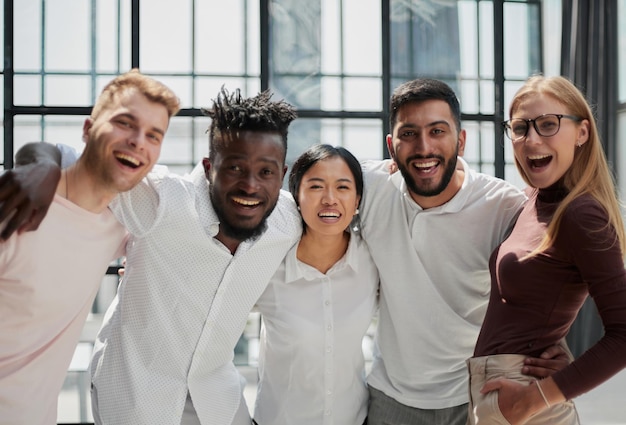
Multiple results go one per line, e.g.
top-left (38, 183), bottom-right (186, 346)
top-left (387, 99), bottom-right (466, 208)
top-left (511, 94), bottom-right (589, 189)
top-left (204, 130), bottom-right (287, 247)
top-left (81, 88), bottom-right (169, 193)
top-left (297, 156), bottom-right (360, 237)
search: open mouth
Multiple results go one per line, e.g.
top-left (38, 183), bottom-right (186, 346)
top-left (319, 212), bottom-right (340, 218)
top-left (115, 153), bottom-right (142, 169)
top-left (232, 196), bottom-right (261, 208)
top-left (412, 159), bottom-right (440, 174)
top-left (527, 154), bottom-right (552, 169)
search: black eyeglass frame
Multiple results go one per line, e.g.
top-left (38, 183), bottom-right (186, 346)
top-left (501, 114), bottom-right (582, 142)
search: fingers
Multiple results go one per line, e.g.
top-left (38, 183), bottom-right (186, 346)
top-left (480, 378), bottom-right (503, 394)
top-left (1, 203), bottom-right (32, 240)
top-left (539, 344), bottom-right (566, 359)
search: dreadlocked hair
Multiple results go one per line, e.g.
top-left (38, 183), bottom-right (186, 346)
top-left (203, 87), bottom-right (297, 160)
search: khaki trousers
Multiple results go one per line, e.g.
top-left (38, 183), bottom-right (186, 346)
top-left (466, 354), bottom-right (580, 425)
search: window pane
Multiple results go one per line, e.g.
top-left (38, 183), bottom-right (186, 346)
top-left (141, 0), bottom-right (192, 73)
top-left (287, 118), bottom-right (383, 167)
top-left (14, 117), bottom-right (43, 155)
top-left (504, 2), bottom-right (541, 78)
top-left (458, 1), bottom-right (478, 79)
top-left (270, 0), bottom-right (321, 109)
top-left (43, 116), bottom-right (86, 153)
top-left (44, 75), bottom-right (92, 106)
top-left (390, 0), bottom-right (461, 80)
top-left (14, 0), bottom-right (42, 71)
top-left (14, 75), bottom-right (42, 105)
top-left (343, 78), bottom-right (382, 111)
top-left (96, 0), bottom-right (131, 73)
top-left (45, 0), bottom-right (91, 71)
top-left (195, 0), bottom-right (255, 75)
top-left (343, 0), bottom-right (381, 75)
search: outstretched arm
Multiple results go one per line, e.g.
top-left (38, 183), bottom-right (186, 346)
top-left (0, 142), bottom-right (62, 240)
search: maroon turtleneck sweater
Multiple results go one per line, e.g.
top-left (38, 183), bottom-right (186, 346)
top-left (474, 185), bottom-right (626, 400)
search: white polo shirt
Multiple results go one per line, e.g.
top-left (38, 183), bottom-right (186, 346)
top-left (253, 232), bottom-right (378, 425)
top-left (360, 158), bottom-right (526, 409)
top-left (90, 163), bottom-right (302, 425)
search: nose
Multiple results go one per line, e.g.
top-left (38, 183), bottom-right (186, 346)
top-left (127, 130), bottom-right (147, 149)
top-left (523, 124), bottom-right (543, 145)
top-left (240, 171), bottom-right (261, 192)
top-left (322, 188), bottom-right (337, 205)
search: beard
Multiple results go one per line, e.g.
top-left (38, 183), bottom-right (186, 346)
top-left (209, 186), bottom-right (278, 242)
top-left (396, 151), bottom-right (459, 198)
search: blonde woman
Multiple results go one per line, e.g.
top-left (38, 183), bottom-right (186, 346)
top-left (468, 75), bottom-right (626, 424)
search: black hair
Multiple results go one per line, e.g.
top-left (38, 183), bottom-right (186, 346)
top-left (203, 87), bottom-right (297, 160)
top-left (389, 78), bottom-right (461, 132)
top-left (288, 144), bottom-right (364, 207)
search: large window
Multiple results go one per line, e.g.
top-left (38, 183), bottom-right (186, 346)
top-left (4, 0), bottom-right (547, 184)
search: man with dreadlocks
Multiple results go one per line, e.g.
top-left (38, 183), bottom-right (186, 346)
top-left (7, 87), bottom-right (301, 424)
top-left (88, 87), bottom-right (301, 425)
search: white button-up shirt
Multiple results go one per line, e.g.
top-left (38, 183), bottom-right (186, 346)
top-left (90, 164), bottom-right (301, 425)
top-left (253, 232), bottom-right (378, 425)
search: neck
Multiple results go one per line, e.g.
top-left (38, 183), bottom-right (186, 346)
top-left (57, 161), bottom-right (117, 213)
top-left (296, 230), bottom-right (350, 274)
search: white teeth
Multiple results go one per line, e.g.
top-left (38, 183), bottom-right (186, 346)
top-left (319, 212), bottom-right (340, 218)
top-left (414, 160), bottom-right (438, 169)
top-left (115, 153), bottom-right (140, 166)
top-left (233, 197), bottom-right (260, 206)
top-left (528, 154), bottom-right (551, 160)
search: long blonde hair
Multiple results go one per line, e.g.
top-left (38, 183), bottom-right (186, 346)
top-left (509, 75), bottom-right (626, 258)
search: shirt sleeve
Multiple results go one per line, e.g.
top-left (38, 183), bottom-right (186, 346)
top-left (56, 143), bottom-right (80, 169)
top-left (552, 199), bottom-right (626, 399)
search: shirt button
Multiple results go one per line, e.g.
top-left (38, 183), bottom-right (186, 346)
top-left (325, 300), bottom-right (330, 306)
top-left (326, 346), bottom-right (332, 353)
top-left (501, 298), bottom-right (507, 303)
top-left (324, 410), bottom-right (331, 416)
top-left (327, 325), bottom-right (332, 331)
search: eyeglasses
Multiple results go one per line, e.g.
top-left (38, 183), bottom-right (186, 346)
top-left (502, 114), bottom-right (582, 142)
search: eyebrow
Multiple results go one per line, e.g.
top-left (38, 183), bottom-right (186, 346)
top-left (117, 112), bottom-right (166, 136)
top-left (305, 176), bottom-right (354, 183)
top-left (398, 119), bottom-right (452, 130)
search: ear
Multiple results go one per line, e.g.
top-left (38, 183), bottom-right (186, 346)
top-left (202, 157), bottom-right (211, 179)
top-left (282, 165), bottom-right (288, 180)
top-left (386, 134), bottom-right (396, 161)
top-left (82, 118), bottom-right (93, 144)
top-left (457, 129), bottom-right (467, 156)
top-left (577, 119), bottom-right (590, 146)
top-left (354, 195), bottom-right (362, 214)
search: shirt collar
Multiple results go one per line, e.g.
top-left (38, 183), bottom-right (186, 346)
top-left (190, 163), bottom-right (220, 237)
top-left (285, 231), bottom-right (361, 282)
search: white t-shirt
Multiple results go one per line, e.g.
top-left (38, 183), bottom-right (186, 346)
top-left (90, 163), bottom-right (302, 425)
top-left (254, 232), bottom-right (378, 425)
top-left (360, 157), bottom-right (527, 409)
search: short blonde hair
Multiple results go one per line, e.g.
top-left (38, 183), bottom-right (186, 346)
top-left (91, 69), bottom-right (180, 120)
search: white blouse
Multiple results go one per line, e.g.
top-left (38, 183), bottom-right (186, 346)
top-left (254, 232), bottom-right (379, 425)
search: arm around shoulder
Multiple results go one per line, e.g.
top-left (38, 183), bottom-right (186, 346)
top-left (0, 142), bottom-right (62, 239)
